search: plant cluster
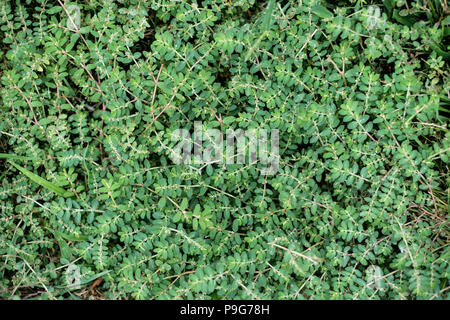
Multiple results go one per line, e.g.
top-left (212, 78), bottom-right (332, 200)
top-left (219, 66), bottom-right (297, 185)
top-left (0, 0), bottom-right (448, 299)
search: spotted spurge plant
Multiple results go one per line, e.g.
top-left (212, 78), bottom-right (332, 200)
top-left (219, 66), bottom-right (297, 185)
top-left (0, 0), bottom-right (448, 300)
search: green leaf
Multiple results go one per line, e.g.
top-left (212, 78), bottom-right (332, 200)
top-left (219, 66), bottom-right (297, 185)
top-left (158, 197), bottom-right (167, 209)
top-left (55, 270), bottom-right (111, 289)
top-left (429, 42), bottom-right (450, 60)
top-left (47, 227), bottom-right (89, 242)
top-left (383, 0), bottom-right (394, 17)
top-left (0, 153), bottom-right (33, 161)
top-left (8, 161), bottom-right (74, 198)
top-left (180, 198), bottom-right (189, 211)
top-left (49, 229), bottom-right (72, 260)
top-left (392, 9), bottom-right (415, 26)
top-left (311, 5), bottom-right (333, 19)
top-left (262, 0), bottom-right (275, 33)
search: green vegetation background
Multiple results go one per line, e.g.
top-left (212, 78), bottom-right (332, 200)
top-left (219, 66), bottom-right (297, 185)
top-left (0, 0), bottom-right (448, 299)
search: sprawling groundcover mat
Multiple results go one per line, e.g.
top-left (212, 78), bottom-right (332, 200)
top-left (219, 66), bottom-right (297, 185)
top-left (0, 0), bottom-right (448, 299)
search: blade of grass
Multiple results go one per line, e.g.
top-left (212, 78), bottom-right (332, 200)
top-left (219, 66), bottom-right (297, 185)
top-left (55, 270), bottom-right (111, 290)
top-left (245, 0), bottom-right (275, 61)
top-left (0, 153), bottom-right (33, 161)
top-left (8, 161), bottom-right (74, 198)
top-left (47, 228), bottom-right (87, 261)
top-left (311, 5), bottom-right (333, 19)
top-left (262, 0), bottom-right (275, 32)
top-left (47, 227), bottom-right (89, 242)
top-left (429, 42), bottom-right (450, 60)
